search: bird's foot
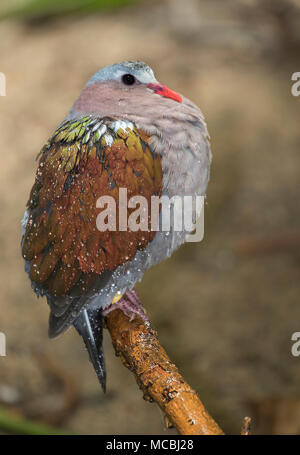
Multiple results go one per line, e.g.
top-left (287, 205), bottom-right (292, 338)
top-left (103, 289), bottom-right (149, 323)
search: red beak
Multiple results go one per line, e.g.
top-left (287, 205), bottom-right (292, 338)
top-left (147, 83), bottom-right (182, 103)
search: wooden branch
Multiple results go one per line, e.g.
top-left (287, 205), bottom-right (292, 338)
top-left (104, 309), bottom-right (224, 435)
top-left (241, 416), bottom-right (251, 435)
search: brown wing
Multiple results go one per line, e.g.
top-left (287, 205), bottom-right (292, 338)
top-left (22, 116), bottom-right (162, 301)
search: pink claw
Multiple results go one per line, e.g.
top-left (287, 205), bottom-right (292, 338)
top-left (102, 289), bottom-right (149, 323)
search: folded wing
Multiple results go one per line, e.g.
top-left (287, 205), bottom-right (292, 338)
top-left (22, 116), bottom-right (162, 335)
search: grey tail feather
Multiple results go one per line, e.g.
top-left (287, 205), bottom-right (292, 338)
top-left (73, 308), bottom-right (106, 392)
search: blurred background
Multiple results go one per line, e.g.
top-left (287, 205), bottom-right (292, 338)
top-left (0, 0), bottom-right (300, 435)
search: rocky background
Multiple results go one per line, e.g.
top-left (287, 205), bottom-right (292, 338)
top-left (0, 0), bottom-right (300, 434)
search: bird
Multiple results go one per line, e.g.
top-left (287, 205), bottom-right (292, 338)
top-left (21, 61), bottom-right (211, 392)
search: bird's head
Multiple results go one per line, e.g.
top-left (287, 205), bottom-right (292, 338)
top-left (71, 61), bottom-right (183, 119)
top-left (86, 61), bottom-right (182, 103)
top-left (69, 61), bottom-right (206, 160)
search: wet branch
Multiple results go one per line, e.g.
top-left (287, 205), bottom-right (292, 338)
top-left (104, 308), bottom-right (224, 435)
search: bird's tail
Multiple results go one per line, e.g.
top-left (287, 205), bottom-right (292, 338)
top-left (73, 307), bottom-right (106, 392)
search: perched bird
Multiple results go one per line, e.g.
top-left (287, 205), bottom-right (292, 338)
top-left (21, 61), bottom-right (211, 391)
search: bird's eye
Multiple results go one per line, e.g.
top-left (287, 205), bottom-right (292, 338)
top-left (122, 74), bottom-right (136, 86)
